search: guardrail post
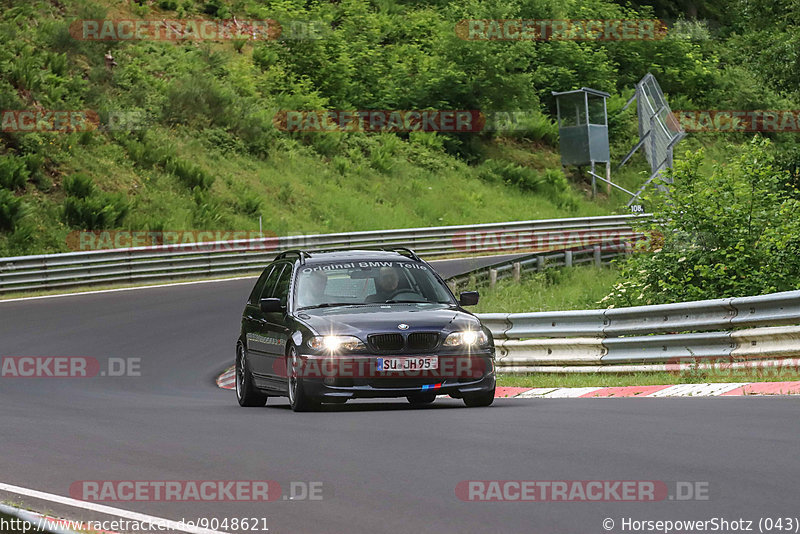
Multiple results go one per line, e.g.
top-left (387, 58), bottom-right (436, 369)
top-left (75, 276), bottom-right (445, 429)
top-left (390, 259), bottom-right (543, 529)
top-left (513, 262), bottom-right (521, 282)
top-left (536, 256), bottom-right (545, 271)
top-left (564, 250), bottom-right (573, 267)
top-left (447, 281), bottom-right (457, 294)
top-left (489, 269), bottom-right (498, 288)
top-left (593, 245), bottom-right (601, 267)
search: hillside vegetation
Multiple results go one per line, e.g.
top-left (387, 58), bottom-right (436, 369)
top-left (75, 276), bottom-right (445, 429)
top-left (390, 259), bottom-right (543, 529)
top-left (1, 0), bottom-right (799, 257)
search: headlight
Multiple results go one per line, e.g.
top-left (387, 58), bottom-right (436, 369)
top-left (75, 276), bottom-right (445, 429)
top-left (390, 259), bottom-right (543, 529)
top-left (307, 335), bottom-right (365, 352)
top-left (443, 330), bottom-right (488, 347)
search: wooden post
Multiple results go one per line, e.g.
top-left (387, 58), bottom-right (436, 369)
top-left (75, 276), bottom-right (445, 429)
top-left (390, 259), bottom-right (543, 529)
top-left (489, 269), bottom-right (497, 289)
top-left (512, 262), bottom-right (521, 282)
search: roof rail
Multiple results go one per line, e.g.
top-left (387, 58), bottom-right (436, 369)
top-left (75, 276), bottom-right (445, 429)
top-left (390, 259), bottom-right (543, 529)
top-left (296, 246), bottom-right (422, 262)
top-left (275, 250), bottom-right (310, 264)
top-left (383, 247), bottom-right (421, 261)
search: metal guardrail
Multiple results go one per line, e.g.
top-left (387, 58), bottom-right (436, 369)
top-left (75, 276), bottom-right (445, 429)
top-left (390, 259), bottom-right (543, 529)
top-left (0, 214), bottom-right (646, 294)
top-left (446, 240), bottom-right (640, 289)
top-left (478, 290), bottom-right (800, 372)
top-left (0, 504), bottom-right (81, 534)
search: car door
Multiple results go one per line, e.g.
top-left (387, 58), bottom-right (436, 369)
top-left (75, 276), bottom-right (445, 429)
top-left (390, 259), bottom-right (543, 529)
top-left (261, 262), bottom-right (294, 391)
top-left (245, 263), bottom-right (282, 383)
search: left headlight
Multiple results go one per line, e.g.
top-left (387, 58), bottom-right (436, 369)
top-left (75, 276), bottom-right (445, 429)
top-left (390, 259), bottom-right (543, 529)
top-left (307, 335), bottom-right (366, 352)
top-left (443, 330), bottom-right (489, 347)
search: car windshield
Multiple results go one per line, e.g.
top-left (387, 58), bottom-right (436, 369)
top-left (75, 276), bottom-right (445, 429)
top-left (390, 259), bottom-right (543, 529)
top-left (295, 261), bottom-right (455, 309)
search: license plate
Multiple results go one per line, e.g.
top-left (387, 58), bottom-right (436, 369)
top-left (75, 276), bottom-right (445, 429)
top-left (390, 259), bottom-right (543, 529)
top-left (377, 357), bottom-right (438, 372)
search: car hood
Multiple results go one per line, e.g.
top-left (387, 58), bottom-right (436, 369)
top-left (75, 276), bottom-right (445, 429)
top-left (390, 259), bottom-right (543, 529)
top-left (296, 304), bottom-right (479, 336)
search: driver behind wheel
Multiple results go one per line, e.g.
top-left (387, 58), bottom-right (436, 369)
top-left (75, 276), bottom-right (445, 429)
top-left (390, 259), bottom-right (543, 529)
top-left (366, 266), bottom-right (400, 302)
top-left (299, 271), bottom-right (328, 307)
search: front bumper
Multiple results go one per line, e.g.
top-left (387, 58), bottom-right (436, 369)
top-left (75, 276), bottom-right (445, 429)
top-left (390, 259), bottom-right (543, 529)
top-left (296, 352), bottom-right (495, 400)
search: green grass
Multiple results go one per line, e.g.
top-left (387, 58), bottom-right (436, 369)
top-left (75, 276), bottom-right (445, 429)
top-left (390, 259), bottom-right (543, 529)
top-left (472, 265), bottom-right (621, 313)
top-left (3, 0), bottom-right (673, 258)
top-left (2, 125), bottom-right (624, 257)
top-left (497, 369), bottom-right (800, 388)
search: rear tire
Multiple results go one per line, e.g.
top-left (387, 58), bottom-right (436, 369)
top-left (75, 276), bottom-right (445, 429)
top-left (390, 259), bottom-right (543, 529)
top-left (288, 346), bottom-right (320, 412)
top-left (236, 343), bottom-right (268, 407)
top-left (407, 393), bottom-right (436, 405)
top-left (463, 388), bottom-right (494, 407)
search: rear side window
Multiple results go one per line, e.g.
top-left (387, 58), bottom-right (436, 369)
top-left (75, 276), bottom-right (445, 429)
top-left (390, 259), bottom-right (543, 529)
top-left (248, 265), bottom-right (274, 305)
top-left (272, 264), bottom-right (293, 307)
top-left (257, 264), bottom-right (284, 302)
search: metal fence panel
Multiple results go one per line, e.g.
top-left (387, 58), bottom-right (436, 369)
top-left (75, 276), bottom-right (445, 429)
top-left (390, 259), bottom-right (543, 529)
top-left (601, 331), bottom-right (735, 363)
top-left (504, 310), bottom-right (607, 339)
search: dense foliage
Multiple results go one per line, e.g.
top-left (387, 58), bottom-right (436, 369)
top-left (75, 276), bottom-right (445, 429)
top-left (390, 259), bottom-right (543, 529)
top-left (0, 0), bottom-right (799, 259)
top-left (603, 139), bottom-right (800, 306)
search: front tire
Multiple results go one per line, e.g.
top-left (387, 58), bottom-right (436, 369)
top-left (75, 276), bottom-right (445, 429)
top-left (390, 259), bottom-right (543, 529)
top-left (463, 388), bottom-right (495, 407)
top-left (287, 346), bottom-right (319, 412)
top-left (236, 343), bottom-right (268, 407)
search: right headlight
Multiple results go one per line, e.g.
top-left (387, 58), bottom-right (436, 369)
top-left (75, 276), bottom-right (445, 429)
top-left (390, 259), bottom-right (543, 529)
top-left (307, 335), bottom-right (366, 352)
top-left (443, 330), bottom-right (489, 347)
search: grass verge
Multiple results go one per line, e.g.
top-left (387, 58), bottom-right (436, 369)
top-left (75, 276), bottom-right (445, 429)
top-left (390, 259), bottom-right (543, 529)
top-left (496, 369), bottom-right (800, 389)
top-left (472, 265), bottom-right (620, 313)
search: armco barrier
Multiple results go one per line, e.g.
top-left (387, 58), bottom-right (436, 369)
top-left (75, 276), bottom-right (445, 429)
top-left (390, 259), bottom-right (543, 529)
top-left (479, 289), bottom-right (800, 372)
top-left (0, 214), bottom-right (645, 294)
top-left (0, 503), bottom-right (80, 534)
top-left (446, 240), bottom-right (643, 289)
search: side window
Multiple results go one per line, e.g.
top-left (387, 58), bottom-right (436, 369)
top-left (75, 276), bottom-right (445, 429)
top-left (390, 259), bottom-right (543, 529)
top-left (248, 266), bottom-right (274, 305)
top-left (258, 264), bottom-right (284, 302)
top-left (272, 264), bottom-right (293, 307)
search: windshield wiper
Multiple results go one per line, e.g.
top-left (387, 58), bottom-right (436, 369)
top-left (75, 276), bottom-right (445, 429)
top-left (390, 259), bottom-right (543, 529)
top-left (382, 299), bottom-right (427, 304)
top-left (298, 302), bottom-right (364, 310)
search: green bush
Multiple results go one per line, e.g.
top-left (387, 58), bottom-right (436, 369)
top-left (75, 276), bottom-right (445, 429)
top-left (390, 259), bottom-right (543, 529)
top-left (164, 157), bottom-right (215, 190)
top-left (478, 159), bottom-right (545, 191)
top-left (0, 155), bottom-right (29, 190)
top-left (63, 194), bottom-right (128, 230)
top-left (603, 138), bottom-right (800, 307)
top-left (122, 136), bottom-right (214, 190)
top-left (252, 45), bottom-right (279, 71)
top-left (500, 112), bottom-right (559, 146)
top-left (162, 74), bottom-right (236, 128)
top-left (62, 173), bottom-right (128, 230)
top-left (0, 189), bottom-right (27, 231)
top-left (202, 0), bottom-right (231, 18)
top-left (63, 173), bottom-right (95, 199)
top-left (237, 196), bottom-right (262, 216)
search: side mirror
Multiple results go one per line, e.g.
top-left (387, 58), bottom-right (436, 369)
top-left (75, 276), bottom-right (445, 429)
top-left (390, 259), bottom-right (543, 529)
top-left (260, 297), bottom-right (284, 313)
top-left (459, 291), bottom-right (479, 306)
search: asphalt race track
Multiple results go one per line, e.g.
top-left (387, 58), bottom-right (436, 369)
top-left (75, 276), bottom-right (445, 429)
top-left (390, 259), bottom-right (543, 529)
top-left (1, 261), bottom-right (799, 534)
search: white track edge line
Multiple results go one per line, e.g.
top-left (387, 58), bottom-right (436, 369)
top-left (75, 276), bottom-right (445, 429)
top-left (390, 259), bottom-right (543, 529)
top-left (0, 482), bottom-right (235, 534)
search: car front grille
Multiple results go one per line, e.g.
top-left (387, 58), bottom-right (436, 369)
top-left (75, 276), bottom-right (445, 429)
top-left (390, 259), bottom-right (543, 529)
top-left (407, 332), bottom-right (440, 351)
top-left (369, 333), bottom-right (404, 351)
top-left (368, 332), bottom-right (440, 352)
